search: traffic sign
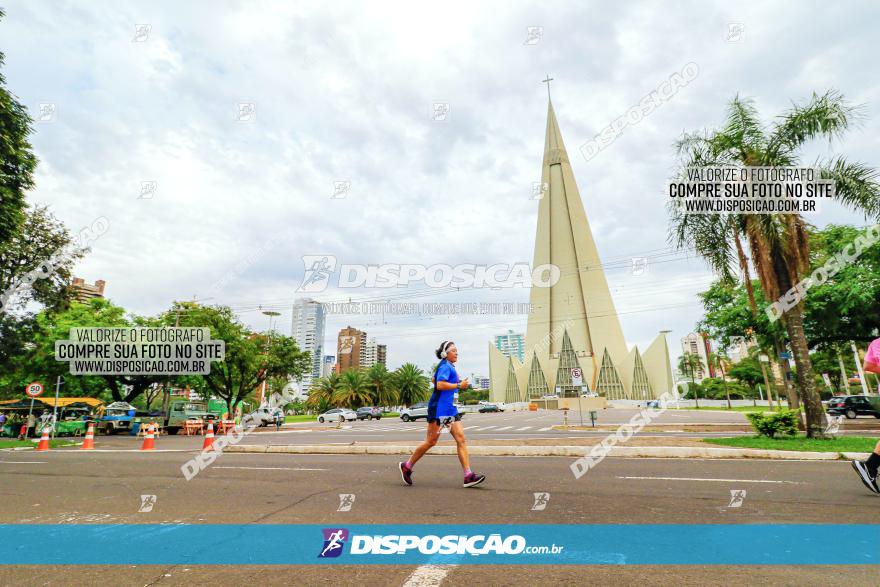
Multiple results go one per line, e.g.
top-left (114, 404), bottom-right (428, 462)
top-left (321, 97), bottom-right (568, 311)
top-left (570, 368), bottom-right (583, 387)
top-left (25, 382), bottom-right (44, 397)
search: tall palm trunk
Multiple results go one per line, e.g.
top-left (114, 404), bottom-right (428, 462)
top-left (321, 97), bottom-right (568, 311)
top-left (783, 303), bottom-right (826, 437)
top-left (735, 232), bottom-right (799, 412)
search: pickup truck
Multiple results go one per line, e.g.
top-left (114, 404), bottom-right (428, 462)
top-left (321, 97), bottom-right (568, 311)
top-left (101, 400), bottom-right (217, 435)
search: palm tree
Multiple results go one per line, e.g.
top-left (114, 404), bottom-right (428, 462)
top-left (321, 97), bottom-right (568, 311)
top-left (308, 372), bottom-right (339, 412)
top-left (709, 351), bottom-right (732, 409)
top-left (333, 369), bottom-right (373, 409)
top-left (669, 91), bottom-right (880, 437)
top-left (677, 352), bottom-right (704, 407)
top-left (394, 363), bottom-right (430, 407)
top-left (365, 363), bottom-right (398, 408)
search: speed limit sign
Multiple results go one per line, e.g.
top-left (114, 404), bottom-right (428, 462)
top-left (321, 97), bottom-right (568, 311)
top-left (25, 382), bottom-right (44, 397)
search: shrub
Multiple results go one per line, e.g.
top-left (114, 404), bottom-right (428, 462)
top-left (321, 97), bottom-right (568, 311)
top-left (746, 409), bottom-right (799, 438)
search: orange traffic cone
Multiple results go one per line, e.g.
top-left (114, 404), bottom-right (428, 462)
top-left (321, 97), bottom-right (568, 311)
top-left (36, 427), bottom-right (51, 451)
top-left (202, 421), bottom-right (215, 450)
top-left (140, 423), bottom-right (155, 451)
top-left (81, 422), bottom-right (96, 450)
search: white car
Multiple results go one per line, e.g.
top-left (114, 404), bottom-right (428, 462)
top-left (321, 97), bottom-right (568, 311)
top-left (399, 402), bottom-right (429, 422)
top-left (317, 408), bottom-right (357, 423)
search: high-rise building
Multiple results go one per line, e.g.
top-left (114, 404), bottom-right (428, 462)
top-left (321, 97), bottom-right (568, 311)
top-left (473, 375), bottom-right (490, 390)
top-left (70, 278), bottom-right (106, 303)
top-left (291, 298), bottom-right (326, 391)
top-left (322, 355), bottom-right (336, 377)
top-left (337, 326), bottom-right (367, 372)
top-left (488, 98), bottom-right (673, 403)
top-left (680, 332), bottom-right (710, 381)
top-left (494, 330), bottom-right (525, 363)
top-left (361, 337), bottom-right (388, 368)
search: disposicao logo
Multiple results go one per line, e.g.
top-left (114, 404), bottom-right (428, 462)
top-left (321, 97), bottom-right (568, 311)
top-left (318, 528), bottom-right (349, 558)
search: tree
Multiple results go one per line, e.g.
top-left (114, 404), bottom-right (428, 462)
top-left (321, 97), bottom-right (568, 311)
top-left (0, 7), bottom-right (38, 250)
top-left (669, 91), bottom-right (880, 437)
top-left (677, 352), bottom-right (703, 407)
top-left (26, 298), bottom-right (156, 403)
top-left (175, 305), bottom-right (310, 418)
top-left (308, 373), bottom-right (339, 413)
top-left (394, 363), bottom-right (429, 407)
top-left (365, 363), bottom-right (397, 407)
top-left (0, 206), bottom-right (87, 314)
top-left (708, 351), bottom-right (732, 409)
top-left (333, 369), bottom-right (373, 408)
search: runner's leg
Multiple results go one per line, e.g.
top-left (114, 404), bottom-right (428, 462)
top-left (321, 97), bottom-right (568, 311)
top-left (449, 420), bottom-right (470, 472)
top-left (408, 421), bottom-right (442, 467)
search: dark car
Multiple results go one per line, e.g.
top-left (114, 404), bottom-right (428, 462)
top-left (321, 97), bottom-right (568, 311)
top-left (826, 395), bottom-right (880, 419)
top-left (356, 407), bottom-right (382, 421)
top-left (478, 404), bottom-right (502, 413)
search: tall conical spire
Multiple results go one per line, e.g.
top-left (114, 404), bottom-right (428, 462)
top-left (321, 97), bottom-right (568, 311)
top-left (524, 98), bottom-right (629, 391)
top-left (489, 97), bottom-right (673, 403)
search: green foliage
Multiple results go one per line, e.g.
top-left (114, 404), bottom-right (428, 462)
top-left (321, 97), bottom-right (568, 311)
top-left (458, 389), bottom-right (489, 404)
top-left (0, 206), bottom-right (87, 313)
top-left (746, 409), bottom-right (799, 438)
top-left (394, 363), bottom-right (430, 407)
top-left (0, 8), bottom-right (38, 249)
top-left (175, 304), bottom-right (310, 416)
top-left (727, 356), bottom-right (763, 388)
top-left (699, 377), bottom-right (751, 399)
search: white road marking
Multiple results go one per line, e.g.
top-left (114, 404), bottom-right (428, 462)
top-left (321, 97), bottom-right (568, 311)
top-left (495, 426), bottom-right (514, 431)
top-left (0, 460), bottom-right (46, 464)
top-left (538, 427), bottom-right (553, 431)
top-left (515, 426), bottom-right (533, 431)
top-left (473, 426), bottom-right (496, 431)
top-left (462, 426), bottom-right (478, 430)
top-left (616, 476), bottom-right (805, 484)
top-left (402, 564), bottom-right (455, 587)
top-left (212, 466), bottom-right (327, 471)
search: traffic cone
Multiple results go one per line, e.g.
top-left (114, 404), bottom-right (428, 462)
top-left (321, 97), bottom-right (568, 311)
top-left (36, 427), bottom-right (51, 451)
top-left (140, 423), bottom-right (155, 451)
top-left (81, 422), bottom-right (96, 450)
top-left (202, 421), bottom-right (215, 450)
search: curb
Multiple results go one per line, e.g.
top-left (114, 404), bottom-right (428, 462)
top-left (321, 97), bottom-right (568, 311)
top-left (226, 444), bottom-right (873, 460)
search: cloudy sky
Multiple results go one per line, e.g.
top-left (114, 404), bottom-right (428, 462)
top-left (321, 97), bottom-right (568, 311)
top-left (4, 0), bottom-right (879, 377)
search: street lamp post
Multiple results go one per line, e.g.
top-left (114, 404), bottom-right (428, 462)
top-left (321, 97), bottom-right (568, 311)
top-left (260, 311), bottom-right (281, 405)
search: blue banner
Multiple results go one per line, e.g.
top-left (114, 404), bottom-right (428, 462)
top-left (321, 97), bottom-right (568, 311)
top-left (0, 524), bottom-right (877, 565)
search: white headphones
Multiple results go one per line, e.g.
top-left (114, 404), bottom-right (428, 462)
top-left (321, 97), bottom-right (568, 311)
top-left (440, 341), bottom-right (454, 359)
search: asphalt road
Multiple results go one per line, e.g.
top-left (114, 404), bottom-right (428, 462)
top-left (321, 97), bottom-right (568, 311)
top-left (1, 446), bottom-right (878, 585)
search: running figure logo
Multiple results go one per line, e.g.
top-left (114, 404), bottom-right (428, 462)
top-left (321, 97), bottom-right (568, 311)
top-left (138, 495), bottom-right (157, 513)
top-left (298, 255), bottom-right (337, 292)
top-left (318, 528), bottom-right (349, 558)
top-left (728, 489), bottom-right (747, 508)
top-left (825, 414), bottom-right (844, 435)
top-left (532, 492), bottom-right (550, 511)
top-left (337, 494), bottom-right (356, 512)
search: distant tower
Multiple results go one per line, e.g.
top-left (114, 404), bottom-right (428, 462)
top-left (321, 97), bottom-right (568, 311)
top-left (291, 298), bottom-right (325, 391)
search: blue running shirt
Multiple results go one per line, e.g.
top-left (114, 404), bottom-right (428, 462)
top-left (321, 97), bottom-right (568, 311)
top-left (428, 359), bottom-right (460, 419)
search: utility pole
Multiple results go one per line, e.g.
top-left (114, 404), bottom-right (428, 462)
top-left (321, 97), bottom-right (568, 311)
top-left (852, 341), bottom-right (870, 395)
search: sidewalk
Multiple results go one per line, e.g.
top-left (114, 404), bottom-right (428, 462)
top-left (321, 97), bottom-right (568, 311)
top-left (226, 439), bottom-right (871, 461)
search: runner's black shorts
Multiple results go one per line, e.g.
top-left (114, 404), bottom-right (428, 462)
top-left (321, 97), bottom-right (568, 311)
top-left (428, 413), bottom-right (463, 426)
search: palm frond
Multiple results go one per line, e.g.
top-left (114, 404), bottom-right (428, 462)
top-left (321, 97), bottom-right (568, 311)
top-left (766, 90), bottom-right (863, 161)
top-left (820, 157), bottom-right (880, 219)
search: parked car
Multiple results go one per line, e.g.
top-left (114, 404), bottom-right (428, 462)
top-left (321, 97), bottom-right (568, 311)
top-left (826, 395), bottom-right (880, 419)
top-left (478, 404), bottom-right (503, 413)
top-left (356, 407), bottom-right (382, 420)
top-left (245, 407), bottom-right (277, 427)
top-left (400, 402), bottom-right (429, 422)
top-left (317, 408), bottom-right (357, 423)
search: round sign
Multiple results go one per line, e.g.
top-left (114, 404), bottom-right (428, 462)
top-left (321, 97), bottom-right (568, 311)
top-left (25, 382), bottom-right (44, 397)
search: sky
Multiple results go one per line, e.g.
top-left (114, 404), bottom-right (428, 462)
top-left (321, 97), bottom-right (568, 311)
top-left (4, 0), bottom-right (879, 378)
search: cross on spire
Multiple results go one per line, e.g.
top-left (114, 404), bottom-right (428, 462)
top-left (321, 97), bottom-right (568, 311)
top-left (542, 75), bottom-right (554, 101)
